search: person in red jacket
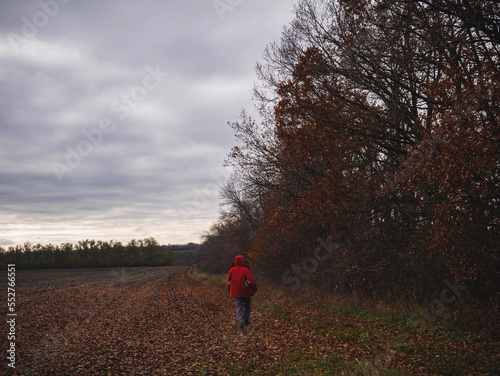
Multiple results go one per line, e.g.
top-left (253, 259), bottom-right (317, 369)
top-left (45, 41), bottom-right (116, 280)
top-left (226, 255), bottom-right (258, 330)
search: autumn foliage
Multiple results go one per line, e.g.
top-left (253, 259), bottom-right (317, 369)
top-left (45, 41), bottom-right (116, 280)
top-left (199, 0), bottom-right (499, 302)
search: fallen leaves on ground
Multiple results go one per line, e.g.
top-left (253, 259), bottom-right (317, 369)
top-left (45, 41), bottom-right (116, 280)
top-left (3, 267), bottom-right (497, 375)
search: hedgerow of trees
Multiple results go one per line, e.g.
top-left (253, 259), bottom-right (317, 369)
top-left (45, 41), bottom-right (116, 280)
top-left (197, 0), bottom-right (499, 302)
top-left (0, 237), bottom-right (177, 270)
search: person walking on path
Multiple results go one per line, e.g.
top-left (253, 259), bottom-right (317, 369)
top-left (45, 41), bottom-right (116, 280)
top-left (226, 255), bottom-right (258, 330)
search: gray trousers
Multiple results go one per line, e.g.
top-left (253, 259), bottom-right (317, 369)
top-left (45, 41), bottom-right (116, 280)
top-left (234, 297), bottom-right (251, 326)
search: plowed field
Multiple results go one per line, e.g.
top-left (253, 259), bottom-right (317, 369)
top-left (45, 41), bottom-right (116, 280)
top-left (2, 267), bottom-right (240, 375)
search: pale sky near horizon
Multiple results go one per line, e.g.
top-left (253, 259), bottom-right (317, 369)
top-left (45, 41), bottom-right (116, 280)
top-left (0, 0), bottom-right (296, 247)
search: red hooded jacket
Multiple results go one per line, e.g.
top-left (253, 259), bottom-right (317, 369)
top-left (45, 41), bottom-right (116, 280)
top-left (226, 255), bottom-right (258, 298)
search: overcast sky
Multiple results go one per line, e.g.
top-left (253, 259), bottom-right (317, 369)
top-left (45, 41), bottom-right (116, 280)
top-left (0, 0), bottom-right (296, 247)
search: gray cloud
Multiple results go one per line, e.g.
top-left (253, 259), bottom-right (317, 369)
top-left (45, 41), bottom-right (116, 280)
top-left (0, 0), bottom-right (295, 246)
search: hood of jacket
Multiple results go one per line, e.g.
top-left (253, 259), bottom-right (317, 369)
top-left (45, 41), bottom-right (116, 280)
top-left (234, 255), bottom-right (248, 267)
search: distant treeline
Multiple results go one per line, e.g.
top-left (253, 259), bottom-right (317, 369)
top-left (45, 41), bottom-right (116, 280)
top-left (169, 243), bottom-right (199, 266)
top-left (0, 238), bottom-right (193, 270)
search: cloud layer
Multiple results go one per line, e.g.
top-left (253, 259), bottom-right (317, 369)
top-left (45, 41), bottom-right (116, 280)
top-left (0, 0), bottom-right (295, 246)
